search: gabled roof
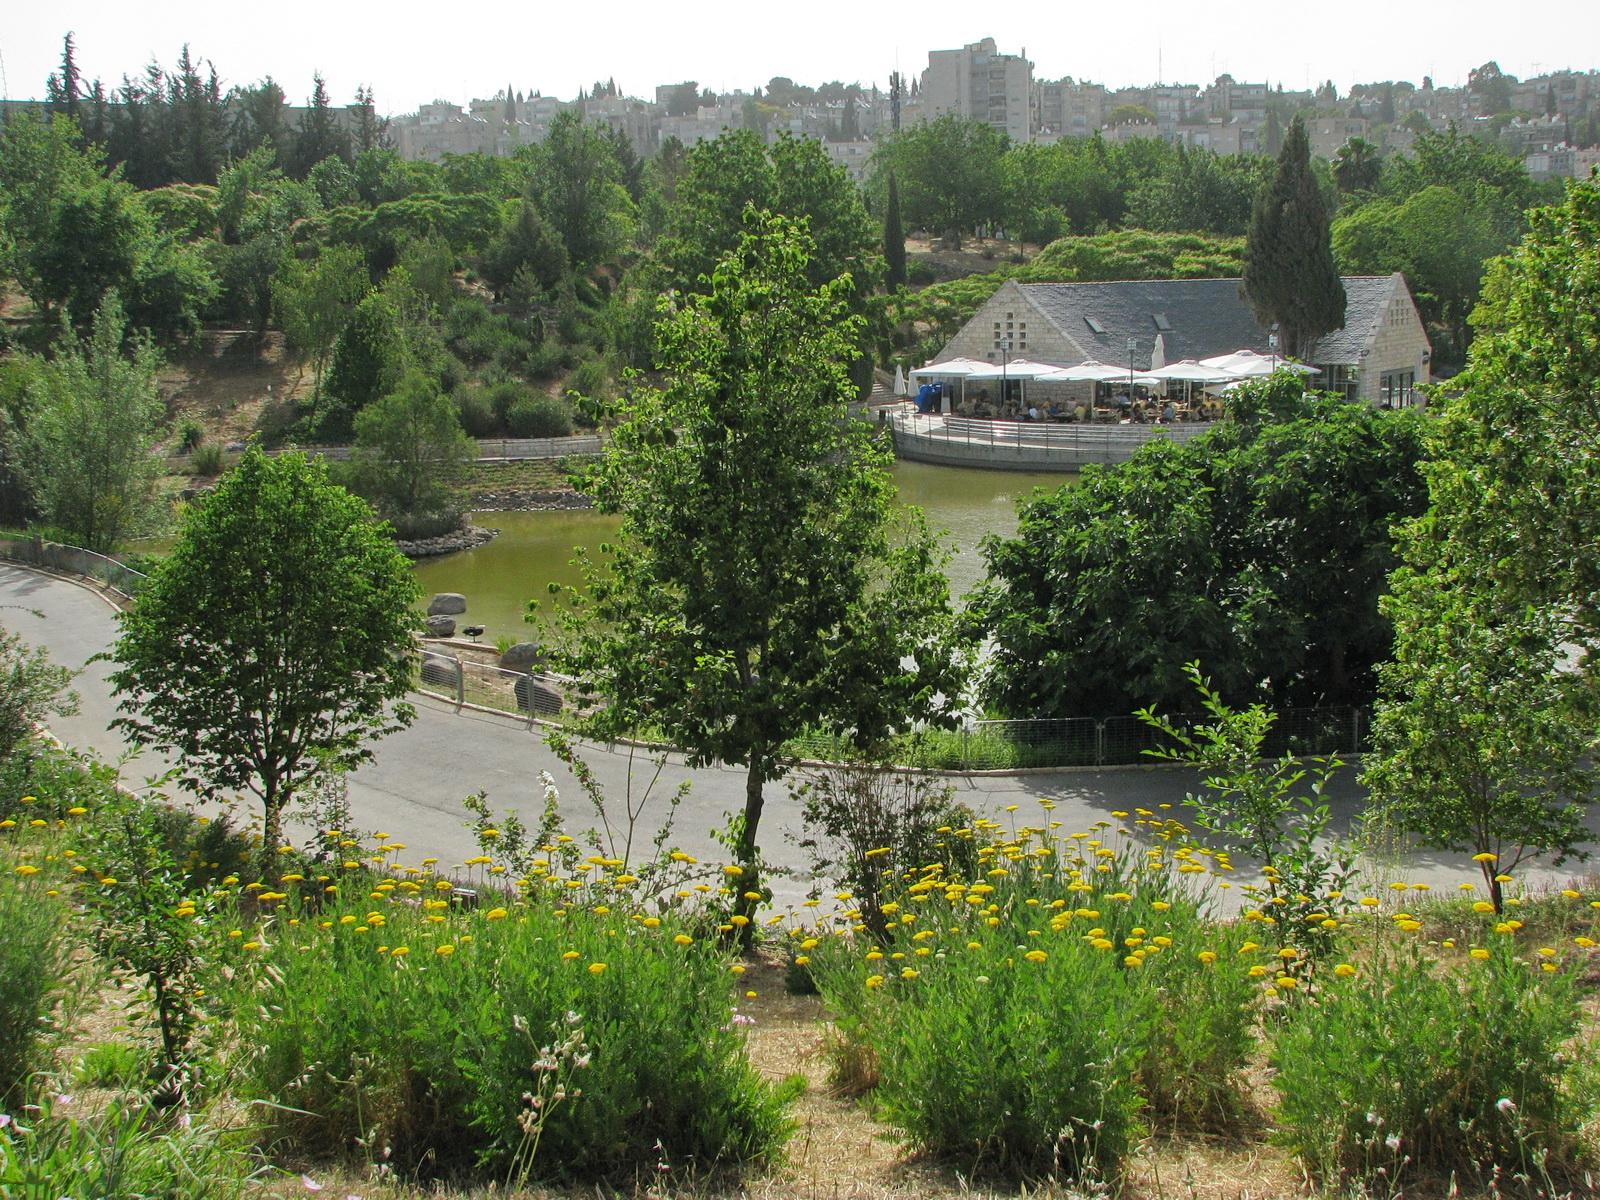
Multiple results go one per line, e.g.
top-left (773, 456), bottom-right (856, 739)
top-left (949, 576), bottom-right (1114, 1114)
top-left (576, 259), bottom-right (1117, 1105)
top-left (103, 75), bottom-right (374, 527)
top-left (996, 275), bottom-right (1408, 368)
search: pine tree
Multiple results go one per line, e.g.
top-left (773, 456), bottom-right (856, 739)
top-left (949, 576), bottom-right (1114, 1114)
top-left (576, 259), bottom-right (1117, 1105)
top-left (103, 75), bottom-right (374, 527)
top-left (884, 172), bottom-right (907, 290)
top-left (45, 32), bottom-right (82, 125)
top-left (1244, 115), bottom-right (1345, 361)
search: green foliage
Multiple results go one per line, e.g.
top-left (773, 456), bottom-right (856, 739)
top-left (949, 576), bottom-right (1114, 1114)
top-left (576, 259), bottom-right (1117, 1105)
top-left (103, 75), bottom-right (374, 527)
top-left (347, 369), bottom-right (474, 523)
top-left (882, 173), bottom-right (907, 290)
top-left (969, 387), bottom-right (1426, 718)
top-left (0, 868), bottom-right (76, 1104)
top-left (17, 292), bottom-right (167, 554)
top-left (868, 116), bottom-right (1007, 248)
top-left (1364, 554), bottom-right (1598, 913)
top-left (1123, 147), bottom-right (1268, 237)
top-left (0, 629), bottom-right (78, 768)
top-left (188, 443), bottom-right (223, 477)
top-left (1244, 116), bottom-right (1346, 359)
top-left (480, 201), bottom-right (569, 301)
top-left (506, 395), bottom-right (574, 439)
top-left (320, 287), bottom-right (405, 439)
top-left (223, 891), bottom-right (790, 1180)
top-left (790, 765), bottom-right (974, 940)
top-left (1271, 931), bottom-right (1590, 1187)
top-left (661, 130), bottom-right (879, 299)
top-left (807, 815), bottom-right (1259, 1179)
top-left (271, 242), bottom-right (368, 405)
top-left (550, 212), bottom-right (967, 927)
top-left (528, 111), bottom-right (637, 268)
top-left (109, 449), bottom-right (420, 866)
top-left (453, 384), bottom-right (498, 437)
top-left (1360, 178), bottom-right (1600, 911)
top-left (71, 794), bottom-right (224, 1085)
top-left (0, 1097), bottom-right (252, 1199)
top-left (1138, 663), bottom-right (1356, 955)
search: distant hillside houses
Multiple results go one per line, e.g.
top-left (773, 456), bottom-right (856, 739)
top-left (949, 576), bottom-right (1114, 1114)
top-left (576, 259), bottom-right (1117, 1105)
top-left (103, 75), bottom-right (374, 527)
top-left (936, 274), bottom-right (1432, 408)
top-left (382, 50), bottom-right (1600, 181)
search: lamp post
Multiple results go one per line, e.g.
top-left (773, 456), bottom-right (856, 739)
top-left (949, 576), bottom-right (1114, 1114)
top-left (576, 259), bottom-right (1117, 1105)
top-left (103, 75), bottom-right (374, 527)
top-left (1000, 335), bottom-right (1012, 418)
top-left (1269, 323), bottom-right (1280, 372)
top-left (1127, 335), bottom-right (1137, 420)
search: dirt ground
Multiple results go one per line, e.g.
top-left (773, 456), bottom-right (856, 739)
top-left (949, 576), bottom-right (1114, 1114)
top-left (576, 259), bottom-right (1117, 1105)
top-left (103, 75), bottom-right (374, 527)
top-left (157, 330), bottom-right (308, 451)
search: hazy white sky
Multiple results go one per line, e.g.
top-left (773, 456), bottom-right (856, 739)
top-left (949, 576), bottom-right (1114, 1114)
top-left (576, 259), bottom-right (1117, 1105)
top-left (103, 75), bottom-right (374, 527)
top-left (4, 1), bottom-right (1598, 113)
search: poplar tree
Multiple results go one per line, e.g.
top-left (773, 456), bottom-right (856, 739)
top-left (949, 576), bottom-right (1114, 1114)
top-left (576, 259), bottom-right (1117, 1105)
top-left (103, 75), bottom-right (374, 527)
top-left (884, 172), bottom-right (907, 290)
top-left (1244, 115), bottom-right (1345, 360)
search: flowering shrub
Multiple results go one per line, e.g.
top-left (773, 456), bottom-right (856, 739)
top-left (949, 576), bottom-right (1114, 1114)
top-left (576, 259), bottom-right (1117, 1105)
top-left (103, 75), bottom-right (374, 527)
top-left (1270, 900), bottom-right (1596, 1188)
top-left (807, 805), bottom-right (1261, 1179)
top-left (0, 845), bottom-right (75, 1103)
top-left (223, 855), bottom-right (790, 1181)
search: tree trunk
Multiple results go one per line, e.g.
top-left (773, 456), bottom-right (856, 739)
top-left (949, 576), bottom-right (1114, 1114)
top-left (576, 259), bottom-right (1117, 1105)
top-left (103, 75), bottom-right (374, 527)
top-left (732, 756), bottom-right (766, 950)
top-left (260, 780), bottom-right (285, 879)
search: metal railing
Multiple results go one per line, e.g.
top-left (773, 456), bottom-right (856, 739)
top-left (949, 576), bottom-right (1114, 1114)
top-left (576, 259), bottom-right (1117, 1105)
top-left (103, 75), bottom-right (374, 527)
top-left (167, 434), bottom-right (604, 472)
top-left (786, 705), bottom-right (1366, 772)
top-left (414, 647), bottom-right (572, 727)
top-left (888, 408), bottom-right (1213, 468)
top-left (0, 535), bottom-right (149, 604)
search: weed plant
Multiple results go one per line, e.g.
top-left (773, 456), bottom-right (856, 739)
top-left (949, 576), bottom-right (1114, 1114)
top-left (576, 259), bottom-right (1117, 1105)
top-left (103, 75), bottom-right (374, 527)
top-left (222, 855), bottom-right (790, 1180)
top-left (1270, 894), bottom-right (1599, 1190)
top-left (0, 840), bottom-right (77, 1104)
top-left (805, 805), bottom-right (1262, 1180)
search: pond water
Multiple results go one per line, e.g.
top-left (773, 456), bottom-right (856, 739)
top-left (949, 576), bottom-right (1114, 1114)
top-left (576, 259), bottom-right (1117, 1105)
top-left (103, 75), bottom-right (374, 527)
top-left (411, 461), bottom-right (1073, 645)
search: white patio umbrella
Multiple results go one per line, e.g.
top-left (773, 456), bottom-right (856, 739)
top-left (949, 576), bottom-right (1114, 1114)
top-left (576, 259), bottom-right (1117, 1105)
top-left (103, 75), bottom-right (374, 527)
top-left (1199, 349), bottom-right (1320, 377)
top-left (961, 358), bottom-right (1062, 381)
top-left (909, 356), bottom-right (989, 379)
top-left (893, 364), bottom-right (908, 396)
top-left (1146, 360), bottom-right (1236, 383)
top-left (1150, 332), bottom-right (1167, 371)
top-left (1034, 360), bottom-right (1137, 382)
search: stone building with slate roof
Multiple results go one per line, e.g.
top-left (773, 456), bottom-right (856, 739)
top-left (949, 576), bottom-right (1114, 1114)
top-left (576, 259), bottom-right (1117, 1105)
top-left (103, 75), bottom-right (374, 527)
top-left (936, 274), bottom-right (1431, 407)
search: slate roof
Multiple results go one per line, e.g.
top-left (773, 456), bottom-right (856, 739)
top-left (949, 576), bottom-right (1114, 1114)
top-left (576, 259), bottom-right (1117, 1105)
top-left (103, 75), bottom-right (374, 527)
top-left (1009, 275), bottom-right (1401, 368)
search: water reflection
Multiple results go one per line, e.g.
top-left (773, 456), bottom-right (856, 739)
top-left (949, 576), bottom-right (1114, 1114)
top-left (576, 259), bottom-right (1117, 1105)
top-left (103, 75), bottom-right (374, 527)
top-left (412, 462), bottom-right (1075, 645)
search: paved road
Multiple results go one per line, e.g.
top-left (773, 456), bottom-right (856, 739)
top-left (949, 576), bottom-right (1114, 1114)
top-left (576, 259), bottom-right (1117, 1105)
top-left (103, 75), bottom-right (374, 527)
top-left (4, 563), bottom-right (1594, 911)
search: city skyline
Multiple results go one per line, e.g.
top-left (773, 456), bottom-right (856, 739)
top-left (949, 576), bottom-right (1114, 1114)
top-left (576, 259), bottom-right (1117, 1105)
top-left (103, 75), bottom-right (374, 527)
top-left (4, 0), bottom-right (1600, 115)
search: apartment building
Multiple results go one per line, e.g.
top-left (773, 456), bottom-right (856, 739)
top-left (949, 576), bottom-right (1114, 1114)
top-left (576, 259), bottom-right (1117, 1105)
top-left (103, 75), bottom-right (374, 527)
top-left (920, 37), bottom-right (1033, 143)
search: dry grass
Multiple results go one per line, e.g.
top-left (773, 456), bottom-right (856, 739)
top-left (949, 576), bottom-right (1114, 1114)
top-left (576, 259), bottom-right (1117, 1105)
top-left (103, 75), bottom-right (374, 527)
top-left (157, 330), bottom-right (308, 451)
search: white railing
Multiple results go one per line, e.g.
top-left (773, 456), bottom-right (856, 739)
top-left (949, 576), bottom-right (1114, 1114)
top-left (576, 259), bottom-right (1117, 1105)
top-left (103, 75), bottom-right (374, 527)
top-left (887, 409), bottom-right (1213, 468)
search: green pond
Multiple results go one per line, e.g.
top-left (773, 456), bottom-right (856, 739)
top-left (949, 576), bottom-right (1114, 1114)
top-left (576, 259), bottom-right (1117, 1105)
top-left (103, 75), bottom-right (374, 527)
top-left (412, 461), bottom-right (1070, 645)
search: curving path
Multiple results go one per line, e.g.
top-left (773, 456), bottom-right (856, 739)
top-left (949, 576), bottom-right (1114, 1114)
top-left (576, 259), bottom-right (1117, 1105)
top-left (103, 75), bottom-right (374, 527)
top-left (4, 563), bottom-right (1594, 911)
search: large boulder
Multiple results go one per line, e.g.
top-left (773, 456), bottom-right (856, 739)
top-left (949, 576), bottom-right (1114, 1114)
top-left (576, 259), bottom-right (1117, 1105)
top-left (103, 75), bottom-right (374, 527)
top-left (419, 653), bottom-right (458, 688)
top-left (424, 614), bottom-right (456, 638)
top-left (513, 675), bottom-right (563, 717)
top-left (497, 642), bottom-right (545, 672)
top-left (427, 592), bottom-right (467, 616)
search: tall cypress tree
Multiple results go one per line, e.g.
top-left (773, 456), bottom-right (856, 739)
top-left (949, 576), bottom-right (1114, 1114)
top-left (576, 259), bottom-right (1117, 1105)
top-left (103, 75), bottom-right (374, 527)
top-left (45, 33), bottom-right (82, 125)
top-left (884, 172), bottom-right (907, 290)
top-left (1244, 115), bottom-right (1345, 361)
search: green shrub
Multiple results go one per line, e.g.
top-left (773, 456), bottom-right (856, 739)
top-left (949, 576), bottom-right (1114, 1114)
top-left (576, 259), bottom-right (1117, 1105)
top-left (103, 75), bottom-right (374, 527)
top-left (506, 395), bottom-right (573, 439)
top-left (485, 380), bottom-right (530, 424)
top-left (806, 807), bottom-right (1250, 1181)
top-left (74, 1041), bottom-right (152, 1089)
top-left (189, 443), bottom-right (224, 477)
top-left (0, 869), bottom-right (76, 1104)
top-left (0, 1098), bottom-right (251, 1199)
top-left (1270, 926), bottom-right (1592, 1188)
top-left (177, 420), bottom-right (204, 453)
top-left (224, 890), bottom-right (790, 1181)
top-left (565, 356), bottom-right (610, 403)
top-left (389, 509), bottom-right (463, 540)
top-left (453, 386), bottom-right (498, 438)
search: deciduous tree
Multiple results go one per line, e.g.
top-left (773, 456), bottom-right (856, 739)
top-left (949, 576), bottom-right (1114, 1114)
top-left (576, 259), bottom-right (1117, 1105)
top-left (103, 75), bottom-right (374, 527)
top-left (550, 212), bottom-right (966, 933)
top-left (109, 448), bottom-right (420, 869)
top-left (19, 292), bottom-right (166, 554)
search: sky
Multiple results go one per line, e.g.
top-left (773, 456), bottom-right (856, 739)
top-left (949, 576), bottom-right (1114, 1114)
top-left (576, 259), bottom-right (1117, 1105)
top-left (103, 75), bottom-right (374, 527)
top-left (4, 1), bottom-right (1599, 114)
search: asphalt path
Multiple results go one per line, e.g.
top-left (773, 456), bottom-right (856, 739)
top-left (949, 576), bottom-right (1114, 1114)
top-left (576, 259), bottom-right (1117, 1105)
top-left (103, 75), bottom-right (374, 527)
top-left (5, 562), bottom-right (1595, 912)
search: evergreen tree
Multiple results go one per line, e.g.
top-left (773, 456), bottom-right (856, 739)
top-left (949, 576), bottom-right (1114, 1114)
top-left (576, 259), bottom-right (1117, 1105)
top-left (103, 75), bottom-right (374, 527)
top-left (45, 32), bottom-right (82, 127)
top-left (291, 73), bottom-right (350, 178)
top-left (1244, 116), bottom-right (1345, 361)
top-left (889, 70), bottom-right (904, 133)
top-left (350, 86), bottom-right (387, 154)
top-left (883, 172), bottom-right (907, 290)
